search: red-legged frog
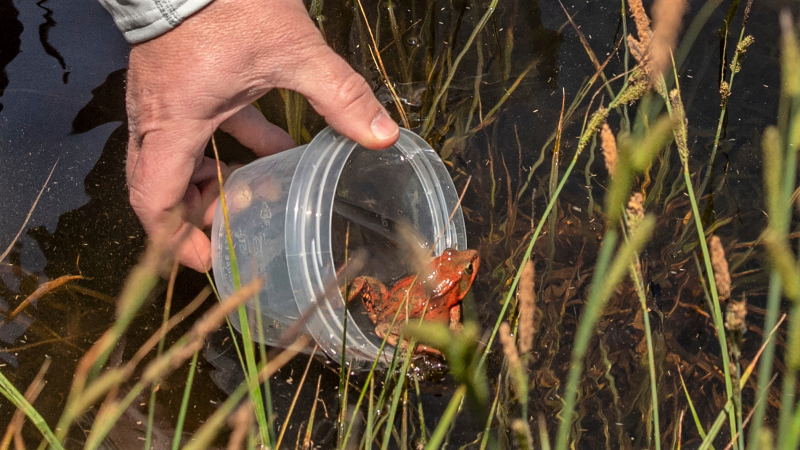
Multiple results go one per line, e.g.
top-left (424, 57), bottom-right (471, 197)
top-left (343, 248), bottom-right (480, 356)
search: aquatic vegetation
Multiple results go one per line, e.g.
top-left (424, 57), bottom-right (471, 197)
top-left (2, 1), bottom-right (800, 449)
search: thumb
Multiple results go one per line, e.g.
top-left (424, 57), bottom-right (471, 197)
top-left (294, 47), bottom-right (399, 150)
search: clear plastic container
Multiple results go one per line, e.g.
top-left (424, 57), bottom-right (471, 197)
top-left (211, 127), bottom-right (466, 368)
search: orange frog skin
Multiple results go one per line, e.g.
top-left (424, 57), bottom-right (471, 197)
top-left (344, 248), bottom-right (480, 355)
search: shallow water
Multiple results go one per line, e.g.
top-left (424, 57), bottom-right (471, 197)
top-left (1, 0), bottom-right (799, 448)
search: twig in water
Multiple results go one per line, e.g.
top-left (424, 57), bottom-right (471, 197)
top-left (0, 160), bottom-right (58, 264)
top-left (4, 275), bottom-right (83, 323)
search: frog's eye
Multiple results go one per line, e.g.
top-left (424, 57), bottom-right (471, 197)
top-left (464, 263), bottom-right (474, 275)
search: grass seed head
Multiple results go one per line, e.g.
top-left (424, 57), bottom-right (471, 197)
top-left (627, 0), bottom-right (655, 85)
top-left (517, 259), bottom-right (536, 355)
top-left (736, 35), bottom-right (756, 56)
top-left (499, 322), bottom-right (520, 367)
top-left (626, 192), bottom-right (646, 276)
top-left (725, 297), bottom-right (747, 355)
top-left (500, 322), bottom-right (529, 407)
top-left (511, 419), bottom-right (534, 450)
top-left (710, 235), bottom-right (732, 301)
top-left (725, 298), bottom-right (747, 335)
top-left (626, 192), bottom-right (645, 235)
top-left (614, 68), bottom-right (653, 105)
top-left (729, 36), bottom-right (755, 75)
top-left (669, 89), bottom-right (690, 162)
top-left (625, 0), bottom-right (687, 92)
top-left (650, 0), bottom-right (687, 82)
top-left (720, 81), bottom-right (731, 107)
top-left (578, 107), bottom-right (609, 154)
top-left (601, 123), bottom-right (618, 178)
top-left (628, 0), bottom-right (653, 61)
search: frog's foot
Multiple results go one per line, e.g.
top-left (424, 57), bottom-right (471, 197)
top-left (375, 322), bottom-right (444, 359)
top-left (342, 276), bottom-right (388, 324)
top-left (375, 322), bottom-right (407, 349)
top-left (448, 304), bottom-right (463, 333)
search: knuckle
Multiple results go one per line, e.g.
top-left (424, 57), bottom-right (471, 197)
top-left (331, 71), bottom-right (372, 114)
top-left (127, 183), bottom-right (149, 215)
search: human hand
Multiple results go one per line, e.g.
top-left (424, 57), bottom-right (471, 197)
top-left (125, 0), bottom-right (399, 271)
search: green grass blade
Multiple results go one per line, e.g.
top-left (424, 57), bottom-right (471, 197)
top-left (380, 345), bottom-right (416, 450)
top-left (424, 385), bottom-right (466, 450)
top-left (698, 404), bottom-right (731, 450)
top-left (556, 216), bottom-right (655, 450)
top-left (420, 0), bottom-right (499, 137)
top-left (0, 371), bottom-right (63, 450)
top-left (479, 376), bottom-right (501, 450)
top-left (683, 167), bottom-right (738, 442)
top-left (212, 136), bottom-right (272, 447)
top-left (678, 369), bottom-right (708, 440)
top-left (785, 401), bottom-right (800, 450)
top-left (252, 290), bottom-right (275, 441)
top-left (172, 350), bottom-right (199, 450)
top-left (412, 373), bottom-right (428, 446)
top-left (628, 259), bottom-right (661, 450)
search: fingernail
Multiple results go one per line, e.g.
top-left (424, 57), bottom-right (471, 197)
top-left (371, 110), bottom-right (399, 141)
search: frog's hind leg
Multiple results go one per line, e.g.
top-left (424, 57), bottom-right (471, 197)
top-left (375, 322), bottom-right (443, 358)
top-left (342, 276), bottom-right (388, 324)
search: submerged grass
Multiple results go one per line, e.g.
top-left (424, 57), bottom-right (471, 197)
top-left (2, 1), bottom-right (799, 449)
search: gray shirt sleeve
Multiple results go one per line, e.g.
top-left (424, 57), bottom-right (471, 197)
top-left (98, 0), bottom-right (214, 44)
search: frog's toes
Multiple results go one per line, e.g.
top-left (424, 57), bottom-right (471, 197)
top-left (375, 322), bottom-right (405, 349)
top-left (413, 344), bottom-right (444, 359)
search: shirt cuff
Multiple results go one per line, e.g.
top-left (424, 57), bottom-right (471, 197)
top-left (98, 0), bottom-right (215, 44)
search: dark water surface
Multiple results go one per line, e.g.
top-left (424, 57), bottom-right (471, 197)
top-left (1, 0), bottom-right (799, 448)
top-left (0, 0), bottom-right (137, 282)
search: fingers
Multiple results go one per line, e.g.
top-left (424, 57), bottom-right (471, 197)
top-left (176, 224), bottom-right (214, 272)
top-left (179, 175), bottom-right (221, 271)
top-left (127, 122), bottom-right (215, 271)
top-left (123, 0), bottom-right (402, 272)
top-left (128, 124), bottom-right (206, 225)
top-left (219, 105), bottom-right (297, 157)
top-left (292, 44), bottom-right (400, 150)
top-left (128, 107), bottom-right (290, 273)
top-left (189, 155), bottom-right (229, 185)
top-left (185, 157), bottom-right (227, 227)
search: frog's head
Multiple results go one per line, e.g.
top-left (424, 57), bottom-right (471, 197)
top-left (436, 248), bottom-right (480, 301)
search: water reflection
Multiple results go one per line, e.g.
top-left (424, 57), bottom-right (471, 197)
top-left (36, 0), bottom-right (71, 84)
top-left (29, 69), bottom-right (145, 296)
top-left (0, 0), bottom-right (24, 113)
top-left (0, 0), bottom-right (138, 434)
